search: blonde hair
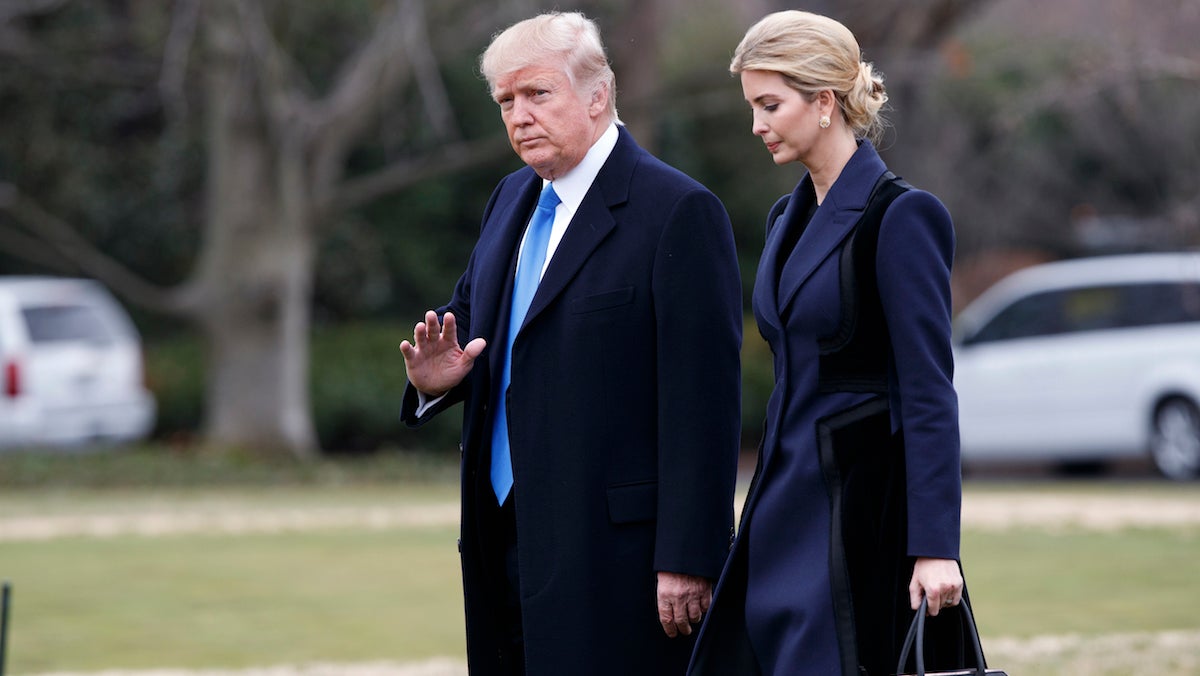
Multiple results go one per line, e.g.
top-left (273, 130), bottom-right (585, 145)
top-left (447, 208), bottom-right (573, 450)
top-left (480, 12), bottom-right (618, 123)
top-left (731, 11), bottom-right (888, 143)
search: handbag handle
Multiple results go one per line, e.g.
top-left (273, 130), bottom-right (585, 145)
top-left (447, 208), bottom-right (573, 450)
top-left (895, 595), bottom-right (988, 676)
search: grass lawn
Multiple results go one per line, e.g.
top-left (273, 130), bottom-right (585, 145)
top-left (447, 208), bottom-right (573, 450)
top-left (4, 519), bottom-right (464, 673)
top-left (964, 527), bottom-right (1200, 638)
top-left (0, 451), bottom-right (1197, 673)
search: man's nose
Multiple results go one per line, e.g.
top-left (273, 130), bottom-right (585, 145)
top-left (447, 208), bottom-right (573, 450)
top-left (509, 98), bottom-right (534, 125)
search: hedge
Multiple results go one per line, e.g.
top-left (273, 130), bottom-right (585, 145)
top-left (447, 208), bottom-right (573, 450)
top-left (144, 319), bottom-right (774, 455)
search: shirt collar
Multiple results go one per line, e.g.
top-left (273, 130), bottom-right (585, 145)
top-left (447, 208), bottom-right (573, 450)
top-left (544, 123), bottom-right (619, 215)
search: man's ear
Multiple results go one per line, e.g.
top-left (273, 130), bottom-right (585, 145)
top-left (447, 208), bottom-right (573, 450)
top-left (589, 82), bottom-right (609, 116)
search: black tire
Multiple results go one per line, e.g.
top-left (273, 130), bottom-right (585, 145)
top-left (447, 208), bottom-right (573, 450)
top-left (1053, 459), bottom-right (1109, 477)
top-left (1150, 398), bottom-right (1200, 480)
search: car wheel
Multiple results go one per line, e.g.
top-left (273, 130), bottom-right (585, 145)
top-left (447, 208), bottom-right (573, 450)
top-left (1054, 460), bottom-right (1109, 477)
top-left (1150, 398), bottom-right (1200, 480)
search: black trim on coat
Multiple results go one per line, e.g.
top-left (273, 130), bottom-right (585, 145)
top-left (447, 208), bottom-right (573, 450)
top-left (817, 171), bottom-right (910, 395)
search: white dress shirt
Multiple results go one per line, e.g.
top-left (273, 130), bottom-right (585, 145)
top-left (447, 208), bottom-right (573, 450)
top-left (415, 123), bottom-right (621, 415)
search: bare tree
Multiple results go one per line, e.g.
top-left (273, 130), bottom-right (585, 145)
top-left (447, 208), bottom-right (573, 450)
top-left (0, 0), bottom-right (1007, 457)
top-left (0, 0), bottom-right (509, 457)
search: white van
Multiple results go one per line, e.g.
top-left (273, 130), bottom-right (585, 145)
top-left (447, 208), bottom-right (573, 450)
top-left (0, 277), bottom-right (156, 450)
top-left (953, 253), bottom-right (1200, 480)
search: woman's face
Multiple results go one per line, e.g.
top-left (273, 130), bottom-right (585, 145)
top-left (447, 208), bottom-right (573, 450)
top-left (740, 69), bottom-right (821, 166)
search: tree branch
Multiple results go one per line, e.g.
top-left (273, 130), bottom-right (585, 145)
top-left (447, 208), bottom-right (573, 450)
top-left (228, 0), bottom-right (317, 134)
top-left (0, 2), bottom-right (158, 85)
top-left (0, 0), bottom-right (70, 24)
top-left (312, 1), bottom-right (414, 138)
top-left (402, 0), bottom-right (462, 141)
top-left (159, 0), bottom-right (201, 130)
top-left (0, 182), bottom-right (194, 316)
top-left (0, 222), bottom-right (72, 272)
top-left (328, 135), bottom-right (512, 217)
top-left (998, 54), bottom-right (1200, 133)
top-left (307, 0), bottom-right (423, 211)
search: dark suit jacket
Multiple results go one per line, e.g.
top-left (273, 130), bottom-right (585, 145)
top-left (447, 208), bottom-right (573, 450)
top-left (402, 127), bottom-right (742, 676)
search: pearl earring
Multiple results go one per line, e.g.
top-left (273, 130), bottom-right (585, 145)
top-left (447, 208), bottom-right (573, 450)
top-left (819, 115), bottom-right (831, 129)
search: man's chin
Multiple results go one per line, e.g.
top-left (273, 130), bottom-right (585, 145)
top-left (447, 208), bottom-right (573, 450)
top-left (521, 154), bottom-right (559, 179)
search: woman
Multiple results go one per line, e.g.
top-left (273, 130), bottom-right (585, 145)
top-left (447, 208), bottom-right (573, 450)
top-left (689, 11), bottom-right (974, 676)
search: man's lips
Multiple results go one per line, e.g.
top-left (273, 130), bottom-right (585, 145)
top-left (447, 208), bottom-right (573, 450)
top-left (765, 141), bottom-right (781, 153)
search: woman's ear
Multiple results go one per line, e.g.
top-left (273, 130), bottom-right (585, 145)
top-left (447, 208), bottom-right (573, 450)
top-left (817, 89), bottom-right (837, 118)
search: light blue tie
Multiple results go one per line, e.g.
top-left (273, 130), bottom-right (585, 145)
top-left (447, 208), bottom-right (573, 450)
top-left (491, 183), bottom-right (560, 504)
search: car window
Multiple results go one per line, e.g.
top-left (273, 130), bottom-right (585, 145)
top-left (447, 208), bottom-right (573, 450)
top-left (965, 290), bottom-right (1065, 344)
top-left (21, 304), bottom-right (115, 345)
top-left (966, 282), bottom-right (1200, 346)
top-left (1118, 282), bottom-right (1200, 327)
top-left (1061, 286), bottom-right (1122, 332)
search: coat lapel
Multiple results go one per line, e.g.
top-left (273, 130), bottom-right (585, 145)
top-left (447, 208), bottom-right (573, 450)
top-left (754, 178), bottom-right (814, 336)
top-left (776, 141), bottom-right (889, 315)
top-left (519, 128), bottom-right (634, 331)
top-left (473, 171), bottom-right (542, 375)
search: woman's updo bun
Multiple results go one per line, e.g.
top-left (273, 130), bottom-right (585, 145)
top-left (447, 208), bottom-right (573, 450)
top-left (731, 11), bottom-right (889, 143)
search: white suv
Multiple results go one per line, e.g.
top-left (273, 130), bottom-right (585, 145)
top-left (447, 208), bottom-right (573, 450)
top-left (953, 253), bottom-right (1200, 480)
top-left (0, 277), bottom-right (156, 449)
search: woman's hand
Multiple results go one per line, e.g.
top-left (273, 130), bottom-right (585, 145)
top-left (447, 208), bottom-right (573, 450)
top-left (909, 557), bottom-right (963, 616)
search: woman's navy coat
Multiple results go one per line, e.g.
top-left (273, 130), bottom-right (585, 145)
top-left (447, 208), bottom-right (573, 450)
top-left (690, 141), bottom-right (962, 675)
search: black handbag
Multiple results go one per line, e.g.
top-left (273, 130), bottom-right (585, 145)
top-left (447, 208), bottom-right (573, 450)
top-left (896, 597), bottom-right (1009, 676)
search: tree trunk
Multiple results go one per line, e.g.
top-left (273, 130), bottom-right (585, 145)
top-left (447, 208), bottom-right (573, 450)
top-left (611, 0), bottom-right (663, 150)
top-left (196, 2), bottom-right (318, 458)
top-left (0, 0), bottom-right (524, 459)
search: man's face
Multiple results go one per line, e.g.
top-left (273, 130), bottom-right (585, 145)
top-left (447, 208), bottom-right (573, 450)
top-left (492, 65), bottom-right (605, 180)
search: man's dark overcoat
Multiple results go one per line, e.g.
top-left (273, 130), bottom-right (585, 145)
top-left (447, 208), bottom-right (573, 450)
top-left (401, 127), bottom-right (742, 675)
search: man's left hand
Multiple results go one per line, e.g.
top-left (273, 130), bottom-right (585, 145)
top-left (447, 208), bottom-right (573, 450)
top-left (656, 571), bottom-right (712, 638)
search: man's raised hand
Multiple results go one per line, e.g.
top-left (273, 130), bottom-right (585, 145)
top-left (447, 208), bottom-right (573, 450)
top-left (399, 311), bottom-right (486, 397)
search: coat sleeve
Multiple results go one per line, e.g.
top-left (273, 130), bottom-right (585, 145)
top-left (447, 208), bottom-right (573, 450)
top-left (398, 257), bottom-right (476, 428)
top-left (875, 189), bottom-right (961, 560)
top-left (400, 176), bottom-right (512, 428)
top-left (650, 187), bottom-right (744, 579)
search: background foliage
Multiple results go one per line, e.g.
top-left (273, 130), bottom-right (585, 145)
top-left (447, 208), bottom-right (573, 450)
top-left (1, 0), bottom-right (1198, 452)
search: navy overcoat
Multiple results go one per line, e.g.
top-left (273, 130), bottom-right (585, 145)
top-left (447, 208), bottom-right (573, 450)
top-left (402, 127), bottom-right (742, 675)
top-left (689, 141), bottom-right (963, 676)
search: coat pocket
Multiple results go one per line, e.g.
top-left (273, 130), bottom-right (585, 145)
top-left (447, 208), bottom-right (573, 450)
top-left (570, 286), bottom-right (635, 314)
top-left (606, 479), bottom-right (657, 524)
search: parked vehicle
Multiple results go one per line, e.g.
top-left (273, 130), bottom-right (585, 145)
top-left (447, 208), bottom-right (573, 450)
top-left (953, 253), bottom-right (1200, 480)
top-left (0, 277), bottom-right (155, 450)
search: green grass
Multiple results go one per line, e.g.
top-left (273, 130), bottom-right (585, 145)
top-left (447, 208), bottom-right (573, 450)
top-left (964, 527), bottom-right (1200, 638)
top-left (1, 454), bottom-right (1198, 673)
top-left (4, 526), bottom-right (464, 672)
top-left (1, 479), bottom-right (464, 673)
top-left (0, 444), bottom-right (459, 489)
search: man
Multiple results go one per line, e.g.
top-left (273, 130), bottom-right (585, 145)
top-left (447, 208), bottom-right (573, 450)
top-left (399, 12), bottom-right (741, 676)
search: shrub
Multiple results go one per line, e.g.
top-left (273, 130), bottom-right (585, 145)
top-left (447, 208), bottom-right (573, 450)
top-left (143, 323), bottom-right (462, 454)
top-left (143, 319), bottom-right (771, 455)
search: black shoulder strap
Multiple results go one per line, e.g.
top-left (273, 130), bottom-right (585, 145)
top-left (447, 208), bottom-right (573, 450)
top-left (817, 171), bottom-right (911, 394)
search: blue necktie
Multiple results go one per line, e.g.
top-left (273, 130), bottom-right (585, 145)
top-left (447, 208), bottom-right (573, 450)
top-left (491, 183), bottom-right (560, 504)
